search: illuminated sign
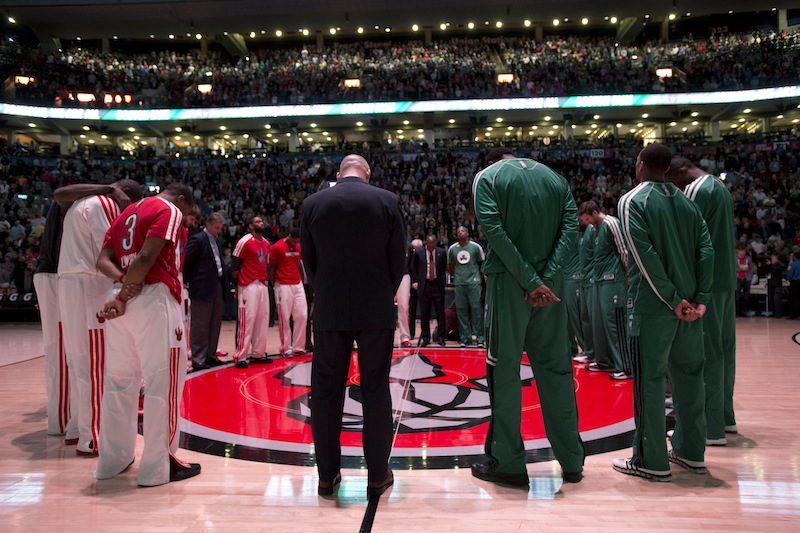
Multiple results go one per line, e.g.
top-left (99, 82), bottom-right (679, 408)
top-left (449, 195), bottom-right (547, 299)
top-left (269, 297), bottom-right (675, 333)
top-left (343, 79), bottom-right (361, 88)
top-left (496, 73), bottom-right (514, 84)
top-left (0, 85), bottom-right (798, 121)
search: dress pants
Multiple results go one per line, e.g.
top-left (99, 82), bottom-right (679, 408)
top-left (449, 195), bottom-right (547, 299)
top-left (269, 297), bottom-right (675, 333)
top-left (311, 329), bottom-right (394, 483)
top-left (419, 279), bottom-right (445, 343)
top-left (189, 282), bottom-right (223, 368)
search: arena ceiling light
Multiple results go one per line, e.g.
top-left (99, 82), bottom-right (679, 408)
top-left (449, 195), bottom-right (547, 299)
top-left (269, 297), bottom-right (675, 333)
top-left (310, 122), bottom-right (317, 128)
top-left (496, 21), bottom-right (503, 28)
top-left (642, 113), bottom-right (649, 118)
top-left (691, 111), bottom-right (699, 117)
top-left (448, 118), bottom-right (455, 124)
top-left (356, 121), bottom-right (363, 126)
top-left (302, 29), bottom-right (310, 36)
top-left (669, 14), bottom-right (677, 20)
top-left (169, 34), bottom-right (175, 39)
top-left (27, 122), bottom-right (36, 128)
top-left (544, 116), bottom-right (551, 121)
top-left (440, 23), bottom-right (447, 30)
top-left (593, 114), bottom-right (600, 119)
top-left (412, 24), bottom-right (419, 31)
top-left (403, 120), bottom-right (410, 125)
top-left (195, 34), bottom-right (202, 40)
top-left (777, 115), bottom-right (784, 119)
top-left (743, 108), bottom-right (752, 113)
top-left (329, 28), bottom-right (336, 35)
top-left (581, 18), bottom-right (589, 25)
top-left (468, 22), bottom-right (475, 29)
top-left (357, 27), bottom-right (364, 34)
top-left (275, 30), bottom-right (283, 37)
top-left (496, 117), bottom-right (503, 122)
top-left (8, 17), bottom-right (16, 24)
top-left (610, 17), bottom-right (618, 24)
top-left (524, 20), bottom-right (532, 27)
top-left (82, 125), bottom-right (90, 131)
top-left (219, 125), bottom-right (227, 130)
top-left (552, 19), bottom-right (560, 26)
top-left (384, 27), bottom-right (391, 33)
top-left (128, 127), bottom-right (135, 132)
top-left (264, 124), bottom-right (271, 129)
top-left (616, 123), bottom-right (623, 127)
top-left (249, 31), bottom-right (256, 38)
top-left (669, 121), bottom-right (677, 126)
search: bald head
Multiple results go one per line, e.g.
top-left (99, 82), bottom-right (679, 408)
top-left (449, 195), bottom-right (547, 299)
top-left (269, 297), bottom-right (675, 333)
top-left (337, 155), bottom-right (371, 182)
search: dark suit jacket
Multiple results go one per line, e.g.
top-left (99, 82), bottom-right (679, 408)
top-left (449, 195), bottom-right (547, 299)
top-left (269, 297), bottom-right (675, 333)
top-left (410, 245), bottom-right (447, 294)
top-left (184, 229), bottom-right (226, 303)
top-left (300, 176), bottom-right (407, 330)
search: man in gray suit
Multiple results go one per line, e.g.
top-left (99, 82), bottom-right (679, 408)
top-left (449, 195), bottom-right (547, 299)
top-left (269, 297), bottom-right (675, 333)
top-left (300, 154), bottom-right (406, 498)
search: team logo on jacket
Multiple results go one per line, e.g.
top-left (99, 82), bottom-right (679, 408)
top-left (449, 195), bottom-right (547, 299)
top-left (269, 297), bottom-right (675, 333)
top-left (175, 328), bottom-right (183, 341)
top-left (457, 250), bottom-right (471, 264)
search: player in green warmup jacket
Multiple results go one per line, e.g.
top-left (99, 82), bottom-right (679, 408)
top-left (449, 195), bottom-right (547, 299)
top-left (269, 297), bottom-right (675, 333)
top-left (574, 221), bottom-right (597, 364)
top-left (613, 143), bottom-right (714, 482)
top-left (667, 157), bottom-right (738, 443)
top-left (579, 201), bottom-right (632, 379)
top-left (471, 147), bottom-right (585, 488)
top-left (563, 230), bottom-right (585, 359)
top-left (447, 226), bottom-right (486, 347)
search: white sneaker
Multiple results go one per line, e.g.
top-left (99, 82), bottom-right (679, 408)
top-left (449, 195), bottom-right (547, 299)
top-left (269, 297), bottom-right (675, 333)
top-left (668, 450), bottom-right (708, 474)
top-left (667, 429), bottom-right (674, 439)
top-left (706, 437), bottom-right (727, 446)
top-left (665, 397), bottom-right (674, 409)
top-left (725, 425), bottom-right (738, 434)
top-left (612, 458), bottom-right (672, 482)
top-left (572, 355), bottom-right (591, 364)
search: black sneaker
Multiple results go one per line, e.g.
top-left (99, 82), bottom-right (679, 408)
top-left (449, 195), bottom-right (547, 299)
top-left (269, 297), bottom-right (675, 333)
top-left (234, 360), bottom-right (249, 369)
top-left (250, 356), bottom-right (273, 365)
top-left (668, 450), bottom-right (708, 474)
top-left (170, 462), bottom-right (201, 482)
top-left (470, 461), bottom-right (528, 487)
top-left (562, 470), bottom-right (583, 483)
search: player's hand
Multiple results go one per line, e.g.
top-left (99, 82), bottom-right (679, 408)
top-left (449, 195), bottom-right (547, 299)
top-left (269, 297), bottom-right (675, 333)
top-left (691, 303), bottom-right (707, 320)
top-left (674, 299), bottom-right (698, 322)
top-left (526, 284), bottom-right (560, 307)
top-left (412, 282), bottom-right (418, 290)
top-left (101, 298), bottom-right (126, 320)
top-left (109, 184), bottom-right (132, 209)
top-left (119, 281), bottom-right (144, 301)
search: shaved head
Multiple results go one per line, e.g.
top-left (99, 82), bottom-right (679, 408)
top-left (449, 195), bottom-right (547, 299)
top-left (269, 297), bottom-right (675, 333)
top-left (337, 154), bottom-right (371, 182)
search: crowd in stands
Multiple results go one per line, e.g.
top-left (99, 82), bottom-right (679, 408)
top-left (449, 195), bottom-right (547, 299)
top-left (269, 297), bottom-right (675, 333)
top-left (3, 139), bottom-right (800, 311)
top-left (4, 30), bottom-right (799, 108)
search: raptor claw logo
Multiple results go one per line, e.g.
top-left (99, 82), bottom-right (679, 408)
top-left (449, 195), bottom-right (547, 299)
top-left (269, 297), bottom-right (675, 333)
top-left (96, 312), bottom-right (105, 324)
top-left (175, 328), bottom-right (183, 341)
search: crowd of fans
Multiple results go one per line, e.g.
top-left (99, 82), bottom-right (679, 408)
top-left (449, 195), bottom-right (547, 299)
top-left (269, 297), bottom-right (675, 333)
top-left (2, 139), bottom-right (800, 306)
top-left (3, 30), bottom-right (799, 108)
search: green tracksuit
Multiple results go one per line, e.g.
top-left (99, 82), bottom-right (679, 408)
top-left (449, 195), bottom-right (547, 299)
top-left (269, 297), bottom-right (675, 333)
top-left (563, 241), bottom-right (584, 357)
top-left (474, 157), bottom-right (584, 476)
top-left (592, 215), bottom-right (631, 373)
top-left (618, 180), bottom-right (713, 471)
top-left (448, 240), bottom-right (485, 345)
top-left (684, 174), bottom-right (737, 439)
top-left (578, 224), bottom-right (596, 360)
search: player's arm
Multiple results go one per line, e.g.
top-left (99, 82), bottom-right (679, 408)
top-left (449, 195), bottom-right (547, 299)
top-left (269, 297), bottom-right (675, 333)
top-left (474, 170), bottom-right (542, 292)
top-left (692, 216), bottom-right (714, 306)
top-left (541, 186), bottom-right (578, 282)
top-left (618, 196), bottom-right (681, 311)
top-left (97, 247), bottom-right (126, 283)
top-left (54, 182), bottom-right (132, 212)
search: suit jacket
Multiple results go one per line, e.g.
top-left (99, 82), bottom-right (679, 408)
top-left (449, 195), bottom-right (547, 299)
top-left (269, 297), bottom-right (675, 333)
top-left (184, 229), bottom-right (226, 302)
top-left (410, 245), bottom-right (447, 294)
top-left (300, 176), bottom-right (407, 330)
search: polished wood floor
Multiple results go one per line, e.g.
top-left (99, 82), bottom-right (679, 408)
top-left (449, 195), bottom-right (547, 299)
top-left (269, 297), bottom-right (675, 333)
top-left (1, 318), bottom-right (799, 532)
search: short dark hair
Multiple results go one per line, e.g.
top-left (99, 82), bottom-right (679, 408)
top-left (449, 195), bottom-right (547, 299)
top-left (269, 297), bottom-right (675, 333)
top-left (639, 144), bottom-right (673, 173)
top-left (164, 183), bottom-right (194, 206)
top-left (289, 228), bottom-right (300, 239)
top-left (485, 147), bottom-right (514, 165)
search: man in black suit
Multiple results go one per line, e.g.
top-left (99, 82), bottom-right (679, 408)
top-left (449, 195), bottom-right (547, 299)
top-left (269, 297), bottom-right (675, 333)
top-left (411, 234), bottom-right (448, 346)
top-left (300, 154), bottom-right (406, 498)
top-left (184, 212), bottom-right (227, 371)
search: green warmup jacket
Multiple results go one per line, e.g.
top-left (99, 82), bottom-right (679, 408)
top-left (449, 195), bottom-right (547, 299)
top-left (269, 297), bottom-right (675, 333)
top-left (617, 181), bottom-right (714, 333)
top-left (564, 235), bottom-right (581, 281)
top-left (579, 224), bottom-right (596, 286)
top-left (473, 157), bottom-right (577, 291)
top-left (593, 215), bottom-right (627, 282)
top-left (684, 174), bottom-right (736, 293)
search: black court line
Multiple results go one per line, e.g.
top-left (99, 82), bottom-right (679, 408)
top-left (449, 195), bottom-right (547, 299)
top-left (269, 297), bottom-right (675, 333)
top-left (359, 496), bottom-right (380, 533)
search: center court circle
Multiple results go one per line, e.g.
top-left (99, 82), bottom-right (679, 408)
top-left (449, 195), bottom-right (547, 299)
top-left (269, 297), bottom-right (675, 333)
top-left (179, 347), bottom-right (634, 468)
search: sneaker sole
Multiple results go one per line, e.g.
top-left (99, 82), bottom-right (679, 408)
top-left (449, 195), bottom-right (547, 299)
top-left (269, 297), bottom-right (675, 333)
top-left (668, 452), bottom-right (708, 474)
top-left (613, 463), bottom-right (672, 482)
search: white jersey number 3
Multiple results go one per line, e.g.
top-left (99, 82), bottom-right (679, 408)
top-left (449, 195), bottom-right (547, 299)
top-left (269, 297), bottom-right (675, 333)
top-left (121, 213), bottom-right (138, 251)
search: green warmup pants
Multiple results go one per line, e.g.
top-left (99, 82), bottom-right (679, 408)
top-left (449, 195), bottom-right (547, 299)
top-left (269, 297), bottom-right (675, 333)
top-left (703, 291), bottom-right (737, 439)
top-left (595, 280), bottom-right (631, 373)
top-left (564, 279), bottom-right (584, 357)
top-left (579, 282), bottom-right (595, 360)
top-left (484, 272), bottom-right (585, 475)
top-left (455, 282), bottom-right (485, 345)
top-left (630, 314), bottom-right (706, 471)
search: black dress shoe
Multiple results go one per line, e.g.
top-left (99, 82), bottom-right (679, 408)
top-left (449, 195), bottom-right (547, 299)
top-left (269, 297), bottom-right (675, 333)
top-left (317, 472), bottom-right (341, 495)
top-left (470, 461), bottom-right (528, 487)
top-left (206, 358), bottom-right (224, 367)
top-left (169, 462), bottom-right (201, 482)
top-left (562, 470), bottom-right (583, 483)
top-left (234, 360), bottom-right (249, 369)
top-left (250, 356), bottom-right (274, 365)
top-left (438, 338), bottom-right (447, 346)
top-left (367, 470), bottom-right (394, 497)
top-left (420, 340), bottom-right (430, 347)
top-left (190, 364), bottom-right (209, 372)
